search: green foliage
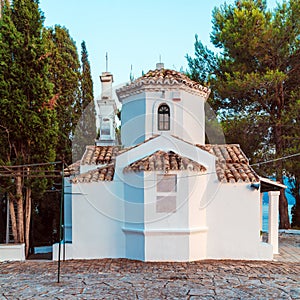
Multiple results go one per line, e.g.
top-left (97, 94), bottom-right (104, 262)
top-left (187, 0), bottom-right (300, 228)
top-left (44, 25), bottom-right (81, 164)
top-left (0, 0), bottom-right (58, 166)
top-left (0, 0), bottom-right (60, 250)
top-left (72, 41), bottom-right (96, 162)
top-left (0, 0), bottom-right (93, 248)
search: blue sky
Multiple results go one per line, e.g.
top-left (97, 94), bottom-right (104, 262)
top-left (39, 0), bottom-right (279, 98)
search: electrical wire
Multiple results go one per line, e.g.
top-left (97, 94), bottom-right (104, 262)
top-left (1, 151), bottom-right (300, 182)
top-left (250, 152), bottom-right (300, 167)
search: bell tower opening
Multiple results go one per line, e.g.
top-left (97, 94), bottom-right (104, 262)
top-left (96, 53), bottom-right (117, 146)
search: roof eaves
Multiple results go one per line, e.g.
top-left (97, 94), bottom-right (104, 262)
top-left (259, 177), bottom-right (287, 192)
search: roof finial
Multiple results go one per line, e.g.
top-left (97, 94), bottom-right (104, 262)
top-left (105, 52), bottom-right (108, 72)
top-left (156, 55), bottom-right (164, 70)
top-left (130, 64), bottom-right (134, 82)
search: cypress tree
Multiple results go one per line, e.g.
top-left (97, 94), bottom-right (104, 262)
top-left (44, 25), bottom-right (81, 164)
top-left (72, 41), bottom-right (96, 162)
top-left (0, 0), bottom-right (58, 255)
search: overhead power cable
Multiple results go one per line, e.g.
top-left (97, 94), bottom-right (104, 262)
top-left (250, 152), bottom-right (300, 167)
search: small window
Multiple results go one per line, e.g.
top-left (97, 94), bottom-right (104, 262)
top-left (158, 104), bottom-right (170, 131)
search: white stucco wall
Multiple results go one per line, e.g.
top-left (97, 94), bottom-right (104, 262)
top-left (0, 244), bottom-right (25, 261)
top-left (121, 93), bottom-right (146, 147)
top-left (205, 182), bottom-right (273, 260)
top-left (143, 171), bottom-right (208, 261)
top-left (180, 91), bottom-right (205, 145)
top-left (57, 181), bottom-right (125, 260)
top-left (122, 172), bottom-right (145, 261)
top-left (116, 135), bottom-right (215, 262)
top-left (58, 135), bottom-right (272, 261)
top-left (121, 90), bottom-right (206, 148)
top-left (144, 171), bottom-right (189, 261)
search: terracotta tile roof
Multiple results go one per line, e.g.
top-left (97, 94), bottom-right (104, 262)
top-left (81, 146), bottom-right (119, 165)
top-left (197, 144), bottom-right (258, 183)
top-left (71, 164), bottom-right (115, 183)
top-left (64, 160), bottom-right (80, 177)
top-left (124, 150), bottom-right (207, 173)
top-left (69, 140), bottom-right (257, 184)
top-left (116, 68), bottom-right (210, 100)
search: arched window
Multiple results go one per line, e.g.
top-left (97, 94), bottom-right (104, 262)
top-left (158, 104), bottom-right (170, 131)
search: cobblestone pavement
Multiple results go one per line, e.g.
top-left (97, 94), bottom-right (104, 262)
top-left (274, 233), bottom-right (300, 263)
top-left (1, 234), bottom-right (300, 300)
top-left (1, 259), bottom-right (299, 299)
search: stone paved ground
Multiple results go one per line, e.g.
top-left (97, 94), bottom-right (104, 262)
top-left (274, 232), bottom-right (300, 263)
top-left (1, 234), bottom-right (300, 300)
top-left (1, 259), bottom-right (299, 299)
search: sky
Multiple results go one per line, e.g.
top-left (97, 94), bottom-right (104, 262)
top-left (39, 0), bottom-right (279, 98)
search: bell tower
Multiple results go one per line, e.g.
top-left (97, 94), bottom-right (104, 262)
top-left (96, 53), bottom-right (117, 146)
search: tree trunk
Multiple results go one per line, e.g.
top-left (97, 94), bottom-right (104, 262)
top-left (25, 187), bottom-right (31, 257)
top-left (279, 189), bottom-right (290, 229)
top-left (274, 98), bottom-right (290, 229)
top-left (15, 172), bottom-right (25, 243)
top-left (9, 197), bottom-right (18, 243)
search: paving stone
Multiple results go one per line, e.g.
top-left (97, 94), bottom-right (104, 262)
top-left (1, 234), bottom-right (300, 299)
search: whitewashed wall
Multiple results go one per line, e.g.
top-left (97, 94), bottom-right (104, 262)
top-left (143, 170), bottom-right (208, 261)
top-left (121, 89), bottom-right (206, 148)
top-left (121, 93), bottom-right (146, 147)
top-left (205, 182), bottom-right (273, 260)
top-left (54, 180), bottom-right (125, 260)
top-left (122, 172), bottom-right (145, 261)
top-left (117, 135), bottom-right (215, 261)
top-left (55, 135), bottom-right (273, 261)
top-left (144, 90), bottom-right (206, 145)
top-left (0, 244), bottom-right (25, 262)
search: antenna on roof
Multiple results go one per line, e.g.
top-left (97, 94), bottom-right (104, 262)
top-left (156, 55), bottom-right (164, 70)
top-left (130, 64), bottom-right (134, 82)
top-left (105, 52), bottom-right (108, 72)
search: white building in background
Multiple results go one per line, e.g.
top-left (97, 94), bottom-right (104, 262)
top-left (54, 63), bottom-right (284, 261)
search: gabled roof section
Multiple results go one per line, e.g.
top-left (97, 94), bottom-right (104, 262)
top-left (197, 144), bottom-right (259, 183)
top-left (68, 137), bottom-right (258, 184)
top-left (81, 145), bottom-right (119, 165)
top-left (124, 150), bottom-right (207, 173)
top-left (116, 68), bottom-right (211, 100)
top-left (71, 164), bottom-right (115, 183)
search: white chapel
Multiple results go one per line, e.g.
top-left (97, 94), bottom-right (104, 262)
top-left (56, 63), bottom-right (285, 261)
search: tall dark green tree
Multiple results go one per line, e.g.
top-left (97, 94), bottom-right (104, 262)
top-left (72, 41), bottom-right (96, 162)
top-left (187, 0), bottom-right (300, 228)
top-left (44, 25), bottom-right (81, 165)
top-left (0, 0), bottom-right (58, 255)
